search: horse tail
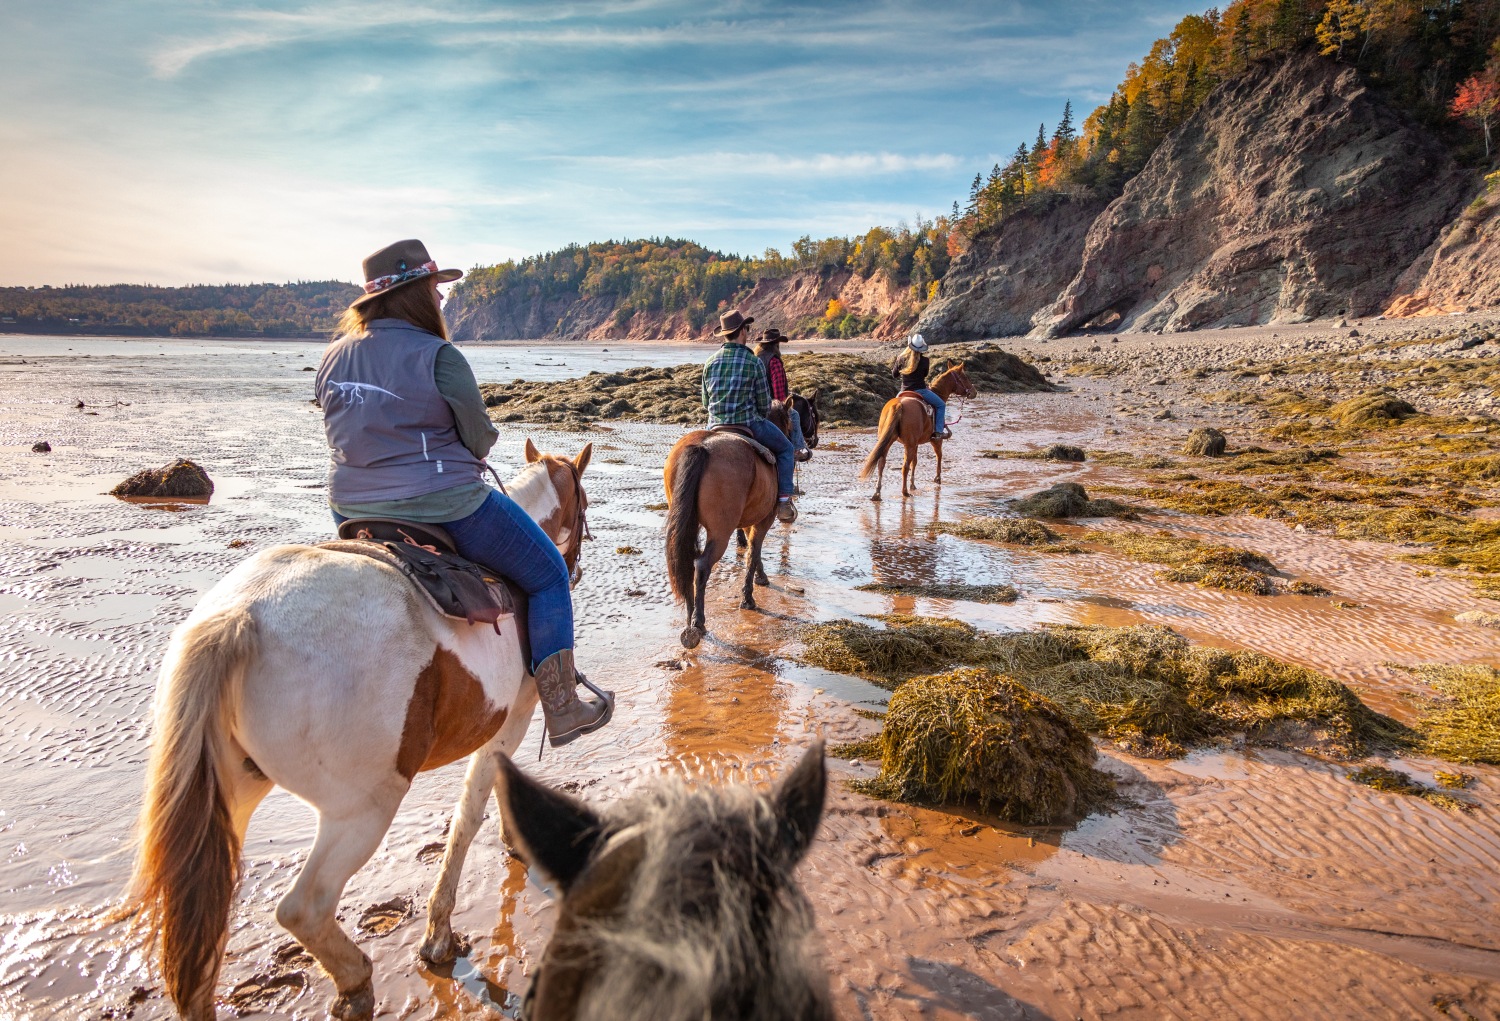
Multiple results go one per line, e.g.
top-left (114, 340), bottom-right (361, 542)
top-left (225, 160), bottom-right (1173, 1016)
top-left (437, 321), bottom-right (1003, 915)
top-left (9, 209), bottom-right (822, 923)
top-left (129, 607), bottom-right (257, 1016)
top-left (859, 403), bottom-right (903, 480)
top-left (666, 443), bottom-right (711, 602)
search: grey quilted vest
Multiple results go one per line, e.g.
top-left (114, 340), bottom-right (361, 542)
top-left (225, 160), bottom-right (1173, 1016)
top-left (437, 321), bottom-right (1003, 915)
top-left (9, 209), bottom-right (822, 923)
top-left (316, 319), bottom-right (484, 503)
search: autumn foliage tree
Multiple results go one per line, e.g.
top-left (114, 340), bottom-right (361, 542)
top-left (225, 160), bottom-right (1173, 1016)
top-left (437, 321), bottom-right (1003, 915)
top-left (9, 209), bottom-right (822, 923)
top-left (1453, 43), bottom-right (1500, 157)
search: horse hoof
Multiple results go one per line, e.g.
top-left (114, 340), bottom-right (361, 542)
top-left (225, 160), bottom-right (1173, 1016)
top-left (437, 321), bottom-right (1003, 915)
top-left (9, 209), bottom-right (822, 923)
top-left (870, 494), bottom-right (881, 502)
top-left (420, 927), bottom-right (461, 966)
top-left (331, 980), bottom-right (375, 1021)
top-left (680, 627), bottom-right (702, 649)
top-left (754, 575), bottom-right (770, 587)
top-left (739, 598), bottom-right (756, 610)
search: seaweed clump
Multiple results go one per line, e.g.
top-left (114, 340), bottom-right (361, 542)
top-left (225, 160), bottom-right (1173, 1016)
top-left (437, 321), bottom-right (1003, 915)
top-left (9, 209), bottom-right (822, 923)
top-left (805, 616), bottom-right (1408, 759)
top-left (1408, 664), bottom-right (1500, 764)
top-left (1346, 765), bottom-right (1471, 812)
top-left (1012, 482), bottom-right (1137, 520)
top-left (1181, 427), bottom-right (1227, 457)
top-left (1330, 392), bottom-right (1417, 429)
top-left (857, 668), bottom-right (1114, 823)
top-left (1082, 530), bottom-right (1280, 595)
top-left (932, 516), bottom-right (1066, 546)
top-left (110, 459), bottom-right (214, 499)
top-left (854, 582), bottom-right (1018, 604)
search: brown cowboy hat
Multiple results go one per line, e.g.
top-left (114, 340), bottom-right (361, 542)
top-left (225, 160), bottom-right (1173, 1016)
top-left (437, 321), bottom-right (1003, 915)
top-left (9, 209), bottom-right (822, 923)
top-left (351, 239), bottom-right (463, 307)
top-left (759, 328), bottom-right (790, 344)
top-left (714, 308), bottom-right (755, 336)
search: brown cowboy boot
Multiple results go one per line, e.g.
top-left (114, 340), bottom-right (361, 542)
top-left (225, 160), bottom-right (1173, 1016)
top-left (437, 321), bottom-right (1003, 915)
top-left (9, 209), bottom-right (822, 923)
top-left (776, 496), bottom-right (798, 523)
top-left (534, 649), bottom-right (614, 747)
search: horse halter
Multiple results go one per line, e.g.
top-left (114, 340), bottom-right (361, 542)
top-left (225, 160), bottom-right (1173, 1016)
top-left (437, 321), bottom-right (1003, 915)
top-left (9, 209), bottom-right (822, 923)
top-left (552, 457), bottom-right (591, 588)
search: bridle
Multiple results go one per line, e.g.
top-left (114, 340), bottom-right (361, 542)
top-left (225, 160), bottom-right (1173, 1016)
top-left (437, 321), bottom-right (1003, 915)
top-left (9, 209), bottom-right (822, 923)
top-left (552, 457), bottom-right (591, 588)
top-left (934, 366), bottom-right (976, 425)
top-left (485, 458), bottom-right (591, 588)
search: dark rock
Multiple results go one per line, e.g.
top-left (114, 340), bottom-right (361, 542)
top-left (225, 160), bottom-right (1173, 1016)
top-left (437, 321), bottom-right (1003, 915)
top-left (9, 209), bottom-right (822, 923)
top-left (1040, 443), bottom-right (1086, 462)
top-left (31, 441), bottom-right (51, 453)
top-left (110, 459), bottom-right (215, 499)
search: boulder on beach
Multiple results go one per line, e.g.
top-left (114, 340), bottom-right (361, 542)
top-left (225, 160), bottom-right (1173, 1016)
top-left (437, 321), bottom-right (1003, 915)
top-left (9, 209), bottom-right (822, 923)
top-left (1181, 427), bottom-right (1227, 457)
top-left (31, 441), bottom-right (51, 453)
top-left (110, 459), bottom-right (215, 499)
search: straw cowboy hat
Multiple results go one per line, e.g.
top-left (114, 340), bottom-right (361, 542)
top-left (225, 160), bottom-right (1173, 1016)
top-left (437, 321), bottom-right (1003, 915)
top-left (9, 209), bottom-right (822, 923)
top-left (908, 333), bottom-right (929, 351)
top-left (352, 239), bottom-right (463, 307)
top-left (714, 309), bottom-right (755, 336)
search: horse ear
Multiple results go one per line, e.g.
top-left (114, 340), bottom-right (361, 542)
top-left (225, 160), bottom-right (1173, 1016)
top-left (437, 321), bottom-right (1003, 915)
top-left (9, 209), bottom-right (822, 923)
top-left (524, 438), bottom-right (541, 463)
top-left (772, 742), bottom-right (826, 867)
top-left (573, 442), bottom-right (593, 475)
top-left (808, 388), bottom-right (820, 405)
top-left (496, 754), bottom-right (604, 893)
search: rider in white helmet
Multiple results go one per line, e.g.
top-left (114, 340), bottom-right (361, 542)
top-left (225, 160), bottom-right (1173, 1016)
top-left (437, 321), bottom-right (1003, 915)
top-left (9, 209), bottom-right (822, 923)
top-left (890, 334), bottom-right (951, 440)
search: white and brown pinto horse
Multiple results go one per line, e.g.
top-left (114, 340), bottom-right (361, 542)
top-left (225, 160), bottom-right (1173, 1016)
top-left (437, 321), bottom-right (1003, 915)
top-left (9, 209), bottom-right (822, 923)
top-left (128, 439), bottom-right (591, 1021)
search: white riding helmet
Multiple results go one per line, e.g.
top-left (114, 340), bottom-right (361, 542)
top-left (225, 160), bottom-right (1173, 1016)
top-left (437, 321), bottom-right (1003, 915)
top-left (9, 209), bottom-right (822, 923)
top-left (908, 334), bottom-right (928, 352)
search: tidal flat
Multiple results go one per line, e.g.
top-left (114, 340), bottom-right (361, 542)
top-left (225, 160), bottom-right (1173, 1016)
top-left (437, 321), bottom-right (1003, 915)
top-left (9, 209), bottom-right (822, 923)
top-left (1, 327), bottom-right (1498, 1020)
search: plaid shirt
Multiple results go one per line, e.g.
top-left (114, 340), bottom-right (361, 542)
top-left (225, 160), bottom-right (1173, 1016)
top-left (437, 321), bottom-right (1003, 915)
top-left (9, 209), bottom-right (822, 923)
top-left (701, 342), bottom-right (770, 426)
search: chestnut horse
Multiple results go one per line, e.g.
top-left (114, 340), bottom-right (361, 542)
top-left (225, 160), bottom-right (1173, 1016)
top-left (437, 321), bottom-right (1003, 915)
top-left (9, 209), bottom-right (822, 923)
top-left (664, 402), bottom-right (793, 649)
top-left (128, 440), bottom-right (591, 1021)
top-left (497, 743), bottom-right (832, 1021)
top-left (858, 363), bottom-right (976, 501)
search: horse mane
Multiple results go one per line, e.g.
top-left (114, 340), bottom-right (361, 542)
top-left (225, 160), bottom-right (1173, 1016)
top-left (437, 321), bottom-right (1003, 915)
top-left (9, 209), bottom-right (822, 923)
top-left (502, 460), bottom-right (553, 509)
top-left (559, 777), bottom-right (830, 1021)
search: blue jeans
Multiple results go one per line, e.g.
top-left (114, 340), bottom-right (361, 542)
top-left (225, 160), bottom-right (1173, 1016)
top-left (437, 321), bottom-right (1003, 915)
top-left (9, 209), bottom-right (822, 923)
top-left (748, 417), bottom-right (796, 497)
top-left (332, 488), bottom-right (573, 670)
top-left (912, 388), bottom-right (947, 432)
top-left (788, 407), bottom-right (807, 451)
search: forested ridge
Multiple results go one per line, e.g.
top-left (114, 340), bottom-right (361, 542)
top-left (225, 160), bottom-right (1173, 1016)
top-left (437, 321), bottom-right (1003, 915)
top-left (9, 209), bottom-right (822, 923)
top-left (959, 0), bottom-right (1500, 236)
top-left (0, 281), bottom-right (362, 337)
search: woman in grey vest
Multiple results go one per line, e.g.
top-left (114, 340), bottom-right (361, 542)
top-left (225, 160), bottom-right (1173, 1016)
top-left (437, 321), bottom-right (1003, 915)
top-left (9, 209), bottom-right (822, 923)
top-left (316, 240), bottom-right (612, 746)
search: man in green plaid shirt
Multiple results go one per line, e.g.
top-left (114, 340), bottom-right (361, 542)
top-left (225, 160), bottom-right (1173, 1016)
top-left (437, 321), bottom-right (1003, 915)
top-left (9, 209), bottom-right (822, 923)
top-left (702, 308), bottom-right (797, 522)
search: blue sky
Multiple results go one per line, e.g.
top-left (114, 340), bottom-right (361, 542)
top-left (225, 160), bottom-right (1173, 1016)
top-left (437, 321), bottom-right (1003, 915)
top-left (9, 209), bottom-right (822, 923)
top-left (0, 0), bottom-right (1203, 286)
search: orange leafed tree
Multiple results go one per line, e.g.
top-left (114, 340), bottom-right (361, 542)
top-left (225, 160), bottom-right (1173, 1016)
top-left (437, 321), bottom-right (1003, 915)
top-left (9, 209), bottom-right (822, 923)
top-left (1453, 73), bottom-right (1500, 157)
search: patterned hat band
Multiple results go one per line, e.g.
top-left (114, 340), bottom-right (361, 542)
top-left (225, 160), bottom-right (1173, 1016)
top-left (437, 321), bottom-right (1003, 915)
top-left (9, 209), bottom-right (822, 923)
top-left (363, 260), bottom-right (439, 295)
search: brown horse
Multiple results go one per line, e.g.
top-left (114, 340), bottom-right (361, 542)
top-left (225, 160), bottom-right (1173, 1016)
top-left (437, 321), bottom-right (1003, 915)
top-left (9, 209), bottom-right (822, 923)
top-left (858, 362), bottom-right (976, 501)
top-left (664, 402), bottom-right (793, 649)
top-left (496, 744), bottom-right (831, 1021)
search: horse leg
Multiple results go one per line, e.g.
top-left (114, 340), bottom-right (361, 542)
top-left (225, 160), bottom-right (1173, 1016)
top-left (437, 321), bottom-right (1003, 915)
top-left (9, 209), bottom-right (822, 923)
top-left (870, 454), bottom-right (885, 502)
top-left (682, 531), bottom-right (729, 648)
top-left (422, 693), bottom-right (536, 965)
top-left (420, 751), bottom-right (497, 964)
top-left (902, 441), bottom-right (917, 498)
top-left (735, 528), bottom-right (747, 550)
top-left (275, 794), bottom-right (403, 1021)
top-left (740, 523), bottom-right (772, 609)
top-left (934, 439), bottom-right (944, 485)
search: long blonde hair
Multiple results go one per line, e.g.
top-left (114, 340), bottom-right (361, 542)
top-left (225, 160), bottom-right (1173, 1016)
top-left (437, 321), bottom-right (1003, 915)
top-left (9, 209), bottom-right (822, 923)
top-left (335, 279), bottom-right (448, 340)
top-left (900, 345), bottom-right (922, 375)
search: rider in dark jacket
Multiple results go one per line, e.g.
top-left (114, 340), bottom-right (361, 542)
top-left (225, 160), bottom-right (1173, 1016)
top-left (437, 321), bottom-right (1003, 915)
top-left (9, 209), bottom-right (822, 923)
top-left (890, 333), bottom-right (951, 440)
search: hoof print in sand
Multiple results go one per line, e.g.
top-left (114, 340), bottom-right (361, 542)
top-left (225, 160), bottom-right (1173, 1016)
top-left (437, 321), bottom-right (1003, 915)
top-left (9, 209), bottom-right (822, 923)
top-left (357, 895), bottom-right (413, 936)
top-left (416, 841), bottom-right (446, 864)
top-left (225, 969), bottom-right (307, 1014)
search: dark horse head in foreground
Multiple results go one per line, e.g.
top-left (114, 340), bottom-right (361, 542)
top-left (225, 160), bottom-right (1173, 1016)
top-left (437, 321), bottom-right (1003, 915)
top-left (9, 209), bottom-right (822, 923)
top-left (498, 744), bottom-right (832, 1021)
top-left (790, 390), bottom-right (821, 449)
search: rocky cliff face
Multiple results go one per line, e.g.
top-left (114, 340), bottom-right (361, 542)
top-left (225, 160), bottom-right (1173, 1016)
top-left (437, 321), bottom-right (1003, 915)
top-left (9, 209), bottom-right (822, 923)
top-left (1385, 178), bottom-right (1500, 317)
top-left (446, 267), bottom-right (916, 342)
top-left (915, 195), bottom-right (1107, 340)
top-left (1030, 51), bottom-right (1469, 338)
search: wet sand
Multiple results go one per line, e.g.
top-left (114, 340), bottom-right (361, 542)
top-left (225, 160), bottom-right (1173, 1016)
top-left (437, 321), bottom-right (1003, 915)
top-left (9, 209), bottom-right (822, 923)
top-left (1, 333), bottom-right (1497, 1020)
